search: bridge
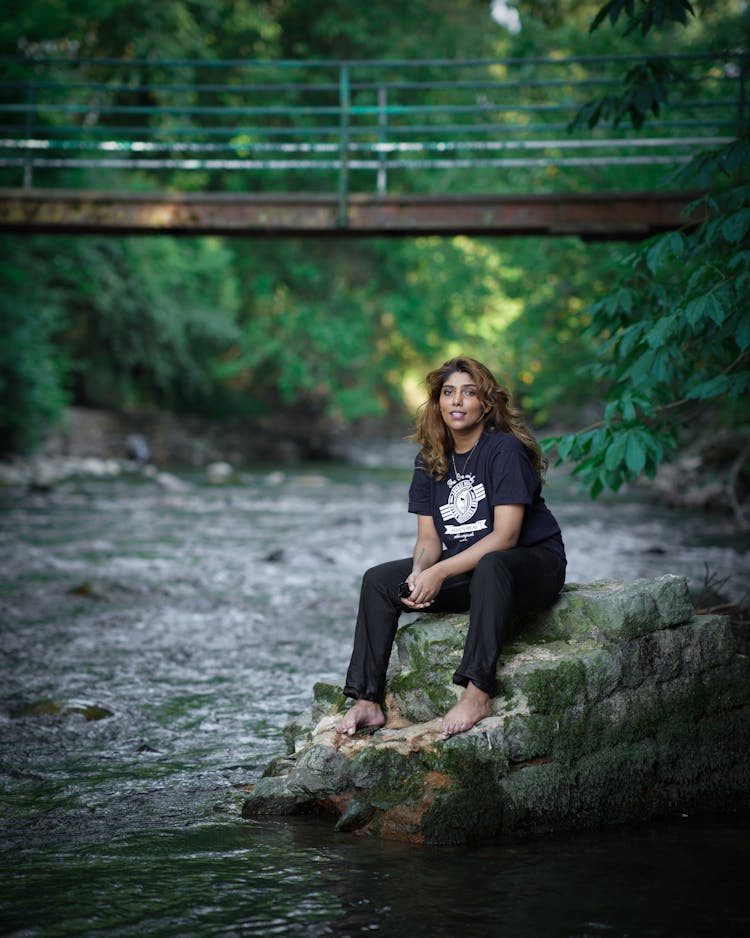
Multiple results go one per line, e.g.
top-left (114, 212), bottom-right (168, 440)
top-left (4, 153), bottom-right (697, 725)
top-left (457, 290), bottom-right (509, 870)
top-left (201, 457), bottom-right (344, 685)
top-left (0, 53), bottom-right (744, 239)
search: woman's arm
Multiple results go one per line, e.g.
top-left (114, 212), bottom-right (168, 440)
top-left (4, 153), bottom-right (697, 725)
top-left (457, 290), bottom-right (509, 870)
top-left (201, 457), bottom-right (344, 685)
top-left (410, 514), bottom-right (444, 575)
top-left (403, 504), bottom-right (525, 608)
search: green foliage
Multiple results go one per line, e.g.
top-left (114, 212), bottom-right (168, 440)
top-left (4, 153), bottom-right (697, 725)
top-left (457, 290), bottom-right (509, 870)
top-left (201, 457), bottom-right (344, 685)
top-left (0, 238), bottom-right (69, 453)
top-left (219, 237), bottom-right (517, 422)
top-left (544, 0), bottom-right (750, 502)
top-left (569, 59), bottom-right (684, 130)
top-left (590, 0), bottom-right (695, 35)
top-left (546, 148), bottom-right (750, 498)
top-left (275, 0), bottom-right (497, 60)
top-left (479, 237), bottom-right (625, 426)
top-left (55, 236), bottom-right (241, 413)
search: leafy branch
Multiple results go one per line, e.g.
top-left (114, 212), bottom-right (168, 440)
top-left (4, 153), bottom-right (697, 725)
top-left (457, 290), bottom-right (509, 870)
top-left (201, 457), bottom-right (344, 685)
top-left (544, 163), bottom-right (750, 507)
top-left (590, 0), bottom-right (695, 36)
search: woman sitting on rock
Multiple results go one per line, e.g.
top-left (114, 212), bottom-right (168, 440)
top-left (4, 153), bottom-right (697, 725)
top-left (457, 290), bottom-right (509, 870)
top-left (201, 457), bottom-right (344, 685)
top-left (336, 356), bottom-right (566, 739)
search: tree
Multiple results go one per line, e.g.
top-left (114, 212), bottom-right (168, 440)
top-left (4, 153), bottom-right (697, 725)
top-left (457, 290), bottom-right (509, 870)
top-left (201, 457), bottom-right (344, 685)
top-left (545, 0), bottom-right (750, 526)
top-left (0, 238), bottom-right (68, 454)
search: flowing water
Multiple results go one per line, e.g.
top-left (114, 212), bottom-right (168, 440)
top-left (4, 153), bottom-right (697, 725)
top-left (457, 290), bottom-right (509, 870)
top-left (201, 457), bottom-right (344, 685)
top-left (1, 451), bottom-right (749, 937)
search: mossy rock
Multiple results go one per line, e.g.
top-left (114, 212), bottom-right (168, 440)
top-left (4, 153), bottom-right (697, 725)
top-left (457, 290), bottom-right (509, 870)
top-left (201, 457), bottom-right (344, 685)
top-left (524, 576), bottom-right (693, 644)
top-left (310, 681), bottom-right (348, 723)
top-left (244, 576), bottom-right (750, 845)
top-left (386, 667), bottom-right (460, 722)
top-left (11, 698), bottom-right (113, 721)
top-left (394, 615), bottom-right (466, 681)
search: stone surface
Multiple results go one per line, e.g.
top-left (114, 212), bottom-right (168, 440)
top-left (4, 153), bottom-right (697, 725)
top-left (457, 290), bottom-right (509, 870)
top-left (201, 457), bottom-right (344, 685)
top-left (242, 576), bottom-right (750, 844)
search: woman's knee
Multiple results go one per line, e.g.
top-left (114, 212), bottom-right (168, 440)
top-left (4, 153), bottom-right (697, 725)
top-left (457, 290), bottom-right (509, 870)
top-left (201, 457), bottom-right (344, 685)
top-left (473, 551), bottom-right (514, 583)
top-left (361, 558), bottom-right (410, 593)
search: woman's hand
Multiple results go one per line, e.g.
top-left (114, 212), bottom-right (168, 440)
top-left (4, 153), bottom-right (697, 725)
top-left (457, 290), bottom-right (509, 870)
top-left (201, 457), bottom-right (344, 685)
top-left (401, 565), bottom-right (446, 609)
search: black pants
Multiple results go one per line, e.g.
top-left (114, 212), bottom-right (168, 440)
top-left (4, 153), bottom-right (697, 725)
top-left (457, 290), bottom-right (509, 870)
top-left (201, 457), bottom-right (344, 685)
top-left (342, 546), bottom-right (566, 702)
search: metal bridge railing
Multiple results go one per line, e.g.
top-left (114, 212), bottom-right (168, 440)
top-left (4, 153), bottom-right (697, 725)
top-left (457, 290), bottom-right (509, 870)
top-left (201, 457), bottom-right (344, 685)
top-left (0, 53), bottom-right (745, 215)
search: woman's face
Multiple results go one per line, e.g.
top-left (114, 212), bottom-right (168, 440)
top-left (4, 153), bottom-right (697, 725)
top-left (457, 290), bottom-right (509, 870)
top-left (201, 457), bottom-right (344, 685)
top-left (438, 370), bottom-right (485, 436)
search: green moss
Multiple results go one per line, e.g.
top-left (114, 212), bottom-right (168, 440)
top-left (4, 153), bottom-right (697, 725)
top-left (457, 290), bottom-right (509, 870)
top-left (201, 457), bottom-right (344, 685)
top-left (549, 708), bottom-right (594, 763)
top-left (420, 777), bottom-right (504, 845)
top-left (311, 681), bottom-right (348, 722)
top-left (528, 578), bottom-right (692, 647)
top-left (282, 721), bottom-right (308, 755)
top-left (662, 673), bottom-right (708, 725)
top-left (514, 658), bottom-right (587, 714)
top-left (696, 615), bottom-right (741, 668)
top-left (598, 685), bottom-right (663, 747)
top-left (420, 743), bottom-right (506, 844)
top-left (427, 734), bottom-right (508, 782)
top-left (397, 616), bottom-right (466, 673)
top-left (499, 761), bottom-right (578, 832)
top-left (575, 739), bottom-right (658, 820)
top-left (702, 659), bottom-right (750, 711)
top-left (504, 712), bottom-right (556, 764)
top-left (578, 646), bottom-right (622, 701)
top-left (349, 746), bottom-right (428, 810)
top-left (261, 754), bottom-right (296, 778)
top-left (387, 667), bottom-right (457, 721)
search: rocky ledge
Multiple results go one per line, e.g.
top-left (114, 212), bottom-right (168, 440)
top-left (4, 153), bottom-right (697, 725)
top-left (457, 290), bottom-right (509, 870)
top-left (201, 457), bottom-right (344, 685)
top-left (242, 576), bottom-right (750, 845)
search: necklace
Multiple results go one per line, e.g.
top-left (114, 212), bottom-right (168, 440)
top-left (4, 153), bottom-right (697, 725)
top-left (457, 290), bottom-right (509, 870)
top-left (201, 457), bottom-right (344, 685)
top-left (451, 438), bottom-right (480, 481)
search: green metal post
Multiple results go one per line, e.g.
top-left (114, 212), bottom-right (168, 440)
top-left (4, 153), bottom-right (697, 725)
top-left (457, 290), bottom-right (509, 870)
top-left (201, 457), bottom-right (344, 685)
top-left (377, 84), bottom-right (388, 195)
top-left (338, 63), bottom-right (350, 227)
top-left (24, 81), bottom-right (35, 189)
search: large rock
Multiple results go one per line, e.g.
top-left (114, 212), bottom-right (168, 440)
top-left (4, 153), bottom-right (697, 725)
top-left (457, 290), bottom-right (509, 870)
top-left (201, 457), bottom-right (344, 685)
top-left (242, 576), bottom-right (750, 844)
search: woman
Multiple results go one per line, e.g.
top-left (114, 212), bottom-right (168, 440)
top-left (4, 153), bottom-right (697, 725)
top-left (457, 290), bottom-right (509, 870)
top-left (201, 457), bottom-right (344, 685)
top-left (335, 356), bottom-right (566, 739)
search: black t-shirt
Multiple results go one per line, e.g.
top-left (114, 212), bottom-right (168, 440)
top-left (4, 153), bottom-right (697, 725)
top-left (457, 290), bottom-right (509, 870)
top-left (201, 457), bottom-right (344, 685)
top-left (408, 430), bottom-right (565, 559)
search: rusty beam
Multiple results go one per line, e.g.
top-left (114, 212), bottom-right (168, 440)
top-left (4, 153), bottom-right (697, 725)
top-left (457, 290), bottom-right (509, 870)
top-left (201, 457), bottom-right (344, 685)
top-left (0, 189), bottom-right (704, 239)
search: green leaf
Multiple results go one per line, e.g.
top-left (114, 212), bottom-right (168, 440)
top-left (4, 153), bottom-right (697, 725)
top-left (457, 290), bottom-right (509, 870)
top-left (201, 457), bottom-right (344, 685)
top-left (589, 476), bottom-right (605, 499)
top-left (554, 435), bottom-right (577, 461)
top-left (682, 292), bottom-right (727, 328)
top-left (705, 293), bottom-right (728, 326)
top-left (686, 375), bottom-right (732, 400)
top-left (722, 209), bottom-right (750, 245)
top-left (683, 295), bottom-right (708, 327)
top-left (604, 400), bottom-right (620, 423)
top-left (604, 432), bottom-right (627, 470)
top-left (617, 323), bottom-right (646, 357)
top-left (735, 315), bottom-right (750, 352)
top-left (645, 313), bottom-right (680, 349)
top-left (645, 239), bottom-right (666, 274)
top-left (727, 371), bottom-right (750, 399)
top-left (625, 432), bottom-right (647, 476)
top-left (590, 0), bottom-right (627, 32)
top-left (722, 141), bottom-right (750, 177)
top-left (728, 251), bottom-right (750, 273)
top-left (652, 347), bottom-right (675, 383)
top-left (621, 395), bottom-right (637, 422)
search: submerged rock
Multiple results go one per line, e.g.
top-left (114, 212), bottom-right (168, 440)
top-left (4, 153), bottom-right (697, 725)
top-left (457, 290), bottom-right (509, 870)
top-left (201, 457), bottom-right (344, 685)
top-left (242, 576), bottom-right (750, 845)
top-left (11, 699), bottom-right (114, 721)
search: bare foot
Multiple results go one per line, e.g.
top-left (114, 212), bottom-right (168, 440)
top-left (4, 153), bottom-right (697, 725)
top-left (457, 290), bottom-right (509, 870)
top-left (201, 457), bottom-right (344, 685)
top-left (441, 683), bottom-right (491, 739)
top-left (335, 699), bottom-right (385, 737)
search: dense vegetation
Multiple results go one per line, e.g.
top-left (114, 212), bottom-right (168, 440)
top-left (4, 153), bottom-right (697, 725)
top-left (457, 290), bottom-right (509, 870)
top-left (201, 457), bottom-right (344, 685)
top-left (1, 1), bottom-right (748, 522)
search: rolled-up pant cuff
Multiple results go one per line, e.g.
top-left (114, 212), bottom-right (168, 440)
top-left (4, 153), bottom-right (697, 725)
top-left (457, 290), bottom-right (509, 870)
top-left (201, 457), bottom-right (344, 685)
top-left (452, 670), bottom-right (495, 696)
top-left (342, 686), bottom-right (381, 702)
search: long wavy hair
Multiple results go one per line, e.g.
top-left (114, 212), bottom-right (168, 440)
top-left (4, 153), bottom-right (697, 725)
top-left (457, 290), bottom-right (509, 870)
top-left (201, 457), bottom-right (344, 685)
top-left (413, 356), bottom-right (546, 481)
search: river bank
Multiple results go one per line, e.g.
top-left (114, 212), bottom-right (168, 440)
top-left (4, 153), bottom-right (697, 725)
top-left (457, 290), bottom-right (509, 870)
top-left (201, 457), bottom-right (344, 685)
top-left (2, 406), bottom-right (748, 527)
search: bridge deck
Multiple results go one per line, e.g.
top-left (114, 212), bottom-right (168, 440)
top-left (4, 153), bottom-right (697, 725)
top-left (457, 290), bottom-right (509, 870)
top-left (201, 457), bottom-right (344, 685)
top-left (0, 189), bottom-right (701, 239)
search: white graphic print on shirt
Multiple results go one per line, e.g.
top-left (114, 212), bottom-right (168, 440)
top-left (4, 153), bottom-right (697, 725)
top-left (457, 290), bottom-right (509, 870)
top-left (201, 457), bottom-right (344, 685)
top-left (439, 474), bottom-right (487, 541)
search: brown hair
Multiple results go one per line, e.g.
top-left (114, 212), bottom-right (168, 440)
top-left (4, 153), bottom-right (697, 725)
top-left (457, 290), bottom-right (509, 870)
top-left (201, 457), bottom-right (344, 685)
top-left (413, 356), bottom-right (546, 480)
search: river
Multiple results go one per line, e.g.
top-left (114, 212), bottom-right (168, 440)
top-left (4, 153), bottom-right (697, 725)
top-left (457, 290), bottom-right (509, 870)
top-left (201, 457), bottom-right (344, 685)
top-left (1, 453), bottom-right (749, 937)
